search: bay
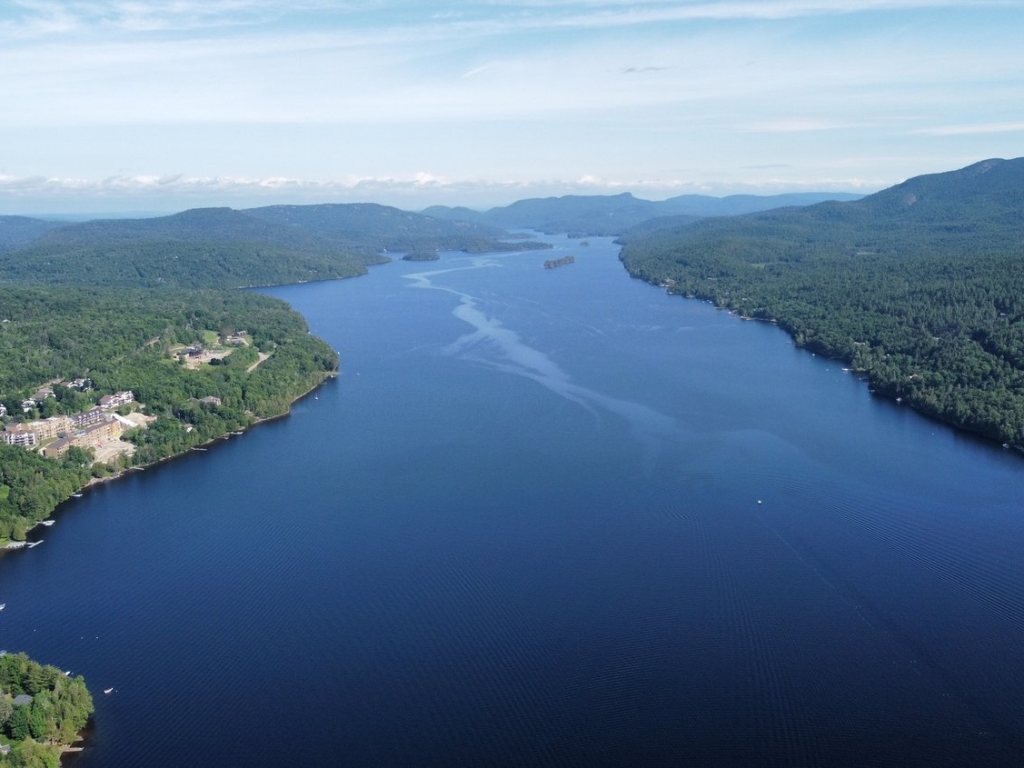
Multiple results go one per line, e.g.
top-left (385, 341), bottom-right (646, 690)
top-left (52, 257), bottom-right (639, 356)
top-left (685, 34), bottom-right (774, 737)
top-left (3, 234), bottom-right (1024, 766)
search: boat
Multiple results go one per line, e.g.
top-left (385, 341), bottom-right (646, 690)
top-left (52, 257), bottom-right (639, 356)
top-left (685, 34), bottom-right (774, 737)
top-left (103, 688), bottom-right (114, 695)
top-left (41, 520), bottom-right (55, 527)
top-left (0, 604), bottom-right (5, 611)
top-left (72, 493), bottom-right (83, 498)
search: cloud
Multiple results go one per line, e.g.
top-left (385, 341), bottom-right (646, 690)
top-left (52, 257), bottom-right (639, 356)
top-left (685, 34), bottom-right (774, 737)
top-left (910, 121), bottom-right (1024, 136)
top-left (741, 118), bottom-right (863, 133)
top-left (2, 0), bottom-right (343, 36)
top-left (620, 66), bottom-right (668, 74)
top-left (0, 171), bottom-right (878, 211)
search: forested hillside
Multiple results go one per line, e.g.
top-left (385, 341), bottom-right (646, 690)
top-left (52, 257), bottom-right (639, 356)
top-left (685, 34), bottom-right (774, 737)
top-left (620, 158), bottom-right (1024, 445)
top-left (245, 203), bottom-right (548, 255)
top-left (0, 208), bottom-right (369, 289)
top-left (0, 205), bottom-right (547, 290)
top-left (0, 217), bottom-right (63, 253)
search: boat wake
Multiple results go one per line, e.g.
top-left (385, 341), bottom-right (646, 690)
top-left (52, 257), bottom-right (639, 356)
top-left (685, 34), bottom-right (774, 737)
top-left (403, 261), bottom-right (681, 456)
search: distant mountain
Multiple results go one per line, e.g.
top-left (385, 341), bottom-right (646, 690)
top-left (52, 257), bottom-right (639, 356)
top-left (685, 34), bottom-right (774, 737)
top-left (0, 207), bottom-right (369, 289)
top-left (624, 158), bottom-right (1024, 263)
top-left (620, 157), bottom-right (1024, 447)
top-left (0, 216), bottom-right (65, 252)
top-left (244, 203), bottom-right (545, 255)
top-left (423, 191), bottom-right (863, 236)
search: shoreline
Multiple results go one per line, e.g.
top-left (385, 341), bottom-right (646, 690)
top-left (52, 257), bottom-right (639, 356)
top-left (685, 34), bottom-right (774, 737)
top-left (2, 371), bottom-right (337, 550)
top-left (656, 282), bottom-right (1024, 456)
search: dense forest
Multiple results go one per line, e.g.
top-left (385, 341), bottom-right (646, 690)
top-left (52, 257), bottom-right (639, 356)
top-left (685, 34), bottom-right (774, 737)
top-left (0, 208), bottom-right (370, 289)
top-left (0, 651), bottom-right (94, 768)
top-left (0, 286), bottom-right (339, 542)
top-left (244, 203), bottom-right (549, 255)
top-left (620, 158), bottom-right (1024, 446)
top-left (0, 204), bottom-right (546, 290)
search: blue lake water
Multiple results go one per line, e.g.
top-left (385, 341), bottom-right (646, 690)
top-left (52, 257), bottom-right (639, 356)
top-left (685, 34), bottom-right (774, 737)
top-left (3, 235), bottom-right (1024, 766)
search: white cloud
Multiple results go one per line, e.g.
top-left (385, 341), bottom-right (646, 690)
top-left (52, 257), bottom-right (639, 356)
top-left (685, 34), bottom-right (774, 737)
top-left (0, 171), bottom-right (880, 212)
top-left (911, 121), bottom-right (1024, 136)
top-left (742, 118), bottom-right (863, 133)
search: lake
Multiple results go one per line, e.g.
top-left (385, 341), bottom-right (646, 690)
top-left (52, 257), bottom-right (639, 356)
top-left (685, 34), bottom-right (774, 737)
top-left (3, 234), bottom-right (1024, 766)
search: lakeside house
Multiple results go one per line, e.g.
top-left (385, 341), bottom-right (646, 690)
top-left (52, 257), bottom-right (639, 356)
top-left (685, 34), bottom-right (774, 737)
top-left (0, 404), bottom-right (6, 418)
top-left (199, 396), bottom-right (222, 406)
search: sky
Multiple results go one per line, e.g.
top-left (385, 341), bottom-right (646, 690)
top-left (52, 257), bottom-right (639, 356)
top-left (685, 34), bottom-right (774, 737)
top-left (1, 0), bottom-right (1022, 214)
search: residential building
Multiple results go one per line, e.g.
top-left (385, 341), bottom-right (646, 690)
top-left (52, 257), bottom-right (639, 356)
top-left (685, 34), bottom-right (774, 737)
top-left (43, 435), bottom-right (72, 459)
top-left (26, 416), bottom-right (73, 441)
top-left (32, 386), bottom-right (55, 402)
top-left (2, 424), bottom-right (37, 447)
top-left (71, 419), bottom-right (122, 447)
top-left (71, 407), bottom-right (106, 428)
top-left (99, 390), bottom-right (135, 410)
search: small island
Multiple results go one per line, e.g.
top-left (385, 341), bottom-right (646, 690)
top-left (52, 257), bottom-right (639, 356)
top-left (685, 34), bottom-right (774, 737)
top-left (1, 651), bottom-right (94, 767)
top-left (543, 255), bottom-right (576, 269)
top-left (401, 251), bottom-right (441, 261)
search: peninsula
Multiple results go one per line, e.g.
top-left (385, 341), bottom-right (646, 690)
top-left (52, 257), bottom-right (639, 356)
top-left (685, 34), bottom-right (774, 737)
top-left (0, 650), bottom-right (95, 766)
top-left (0, 286), bottom-right (339, 547)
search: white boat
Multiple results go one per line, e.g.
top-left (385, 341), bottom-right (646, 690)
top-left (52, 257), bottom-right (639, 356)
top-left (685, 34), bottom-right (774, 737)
top-left (103, 688), bottom-right (114, 694)
top-left (0, 604), bottom-right (5, 611)
top-left (41, 520), bottom-right (55, 527)
top-left (72, 493), bottom-right (83, 498)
